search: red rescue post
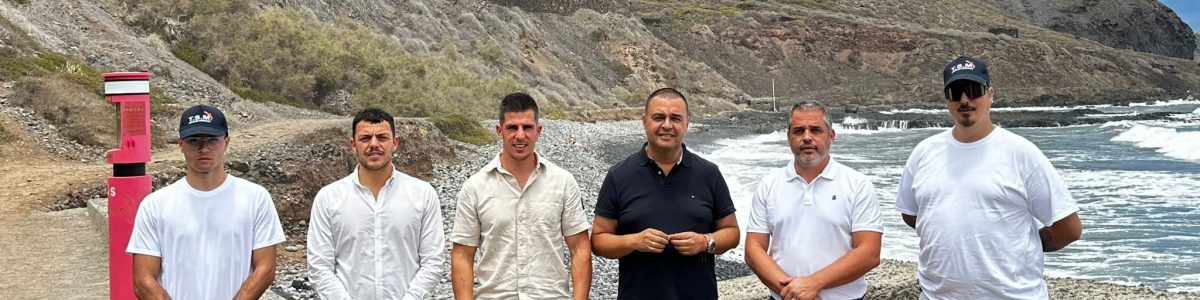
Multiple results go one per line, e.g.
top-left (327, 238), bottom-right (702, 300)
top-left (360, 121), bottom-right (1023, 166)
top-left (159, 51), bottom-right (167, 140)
top-left (103, 72), bottom-right (152, 300)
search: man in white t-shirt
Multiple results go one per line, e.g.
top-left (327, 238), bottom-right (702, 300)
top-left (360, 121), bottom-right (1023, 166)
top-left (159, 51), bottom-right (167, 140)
top-left (127, 104), bottom-right (287, 300)
top-left (745, 101), bottom-right (883, 300)
top-left (896, 56), bottom-right (1083, 299)
top-left (307, 108), bottom-right (445, 299)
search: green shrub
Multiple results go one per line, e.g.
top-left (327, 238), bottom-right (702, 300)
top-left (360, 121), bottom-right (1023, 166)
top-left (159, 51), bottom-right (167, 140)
top-left (231, 86), bottom-right (301, 107)
top-left (590, 29), bottom-right (609, 43)
top-left (0, 49), bottom-right (40, 80)
top-left (476, 41), bottom-right (504, 62)
top-left (429, 113), bottom-right (493, 145)
top-left (718, 5), bottom-right (741, 17)
top-left (610, 62), bottom-right (634, 78)
top-left (32, 52), bottom-right (103, 94)
top-left (187, 8), bottom-right (525, 117)
top-left (171, 39), bottom-right (205, 69)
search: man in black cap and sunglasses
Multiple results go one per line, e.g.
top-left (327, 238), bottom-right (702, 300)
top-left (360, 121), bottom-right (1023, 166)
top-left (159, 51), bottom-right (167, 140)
top-left (894, 56), bottom-right (1083, 299)
top-left (127, 104), bottom-right (286, 300)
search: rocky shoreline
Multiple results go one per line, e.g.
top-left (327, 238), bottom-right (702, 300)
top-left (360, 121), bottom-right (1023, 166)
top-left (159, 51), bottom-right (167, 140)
top-left (268, 113), bottom-right (1198, 299)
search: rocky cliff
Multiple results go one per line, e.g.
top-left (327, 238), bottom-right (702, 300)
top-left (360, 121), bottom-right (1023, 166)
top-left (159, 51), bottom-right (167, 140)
top-left (995, 0), bottom-right (1196, 60)
top-left (1, 0), bottom-right (1198, 125)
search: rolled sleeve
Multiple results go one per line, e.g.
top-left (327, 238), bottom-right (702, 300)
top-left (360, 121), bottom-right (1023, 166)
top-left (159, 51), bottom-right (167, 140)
top-left (449, 186), bottom-right (482, 247)
top-left (561, 179), bottom-right (591, 236)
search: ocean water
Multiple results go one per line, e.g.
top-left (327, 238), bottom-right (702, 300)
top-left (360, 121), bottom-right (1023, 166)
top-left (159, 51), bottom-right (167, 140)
top-left (691, 101), bottom-right (1200, 292)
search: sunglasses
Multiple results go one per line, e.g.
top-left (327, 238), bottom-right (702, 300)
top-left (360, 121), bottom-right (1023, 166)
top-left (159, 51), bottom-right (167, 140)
top-left (182, 136), bottom-right (225, 150)
top-left (945, 82), bottom-right (988, 101)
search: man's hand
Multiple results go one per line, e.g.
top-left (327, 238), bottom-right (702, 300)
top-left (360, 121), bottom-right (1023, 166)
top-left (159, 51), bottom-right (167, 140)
top-left (629, 228), bottom-right (669, 253)
top-left (668, 232), bottom-right (707, 256)
top-left (778, 276), bottom-right (822, 300)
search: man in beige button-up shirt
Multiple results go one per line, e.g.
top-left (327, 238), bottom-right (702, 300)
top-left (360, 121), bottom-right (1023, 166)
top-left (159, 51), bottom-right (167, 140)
top-left (450, 92), bottom-right (592, 300)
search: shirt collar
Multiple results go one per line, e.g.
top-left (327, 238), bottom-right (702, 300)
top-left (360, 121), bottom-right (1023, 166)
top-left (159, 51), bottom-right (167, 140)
top-left (638, 143), bottom-right (691, 168)
top-left (786, 158), bottom-right (839, 183)
top-left (485, 152), bottom-right (546, 176)
top-left (349, 165), bottom-right (399, 190)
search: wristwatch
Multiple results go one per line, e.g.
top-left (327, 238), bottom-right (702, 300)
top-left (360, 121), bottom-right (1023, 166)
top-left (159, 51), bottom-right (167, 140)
top-left (704, 233), bottom-right (716, 253)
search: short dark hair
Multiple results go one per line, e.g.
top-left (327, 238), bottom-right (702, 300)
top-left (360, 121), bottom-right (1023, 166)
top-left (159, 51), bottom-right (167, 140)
top-left (644, 87), bottom-right (690, 116)
top-left (788, 101), bottom-right (833, 132)
top-left (499, 92), bottom-right (540, 124)
top-left (352, 108), bottom-right (396, 136)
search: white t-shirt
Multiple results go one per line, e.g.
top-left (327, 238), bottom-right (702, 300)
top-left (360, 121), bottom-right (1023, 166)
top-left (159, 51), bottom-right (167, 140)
top-left (895, 128), bottom-right (1079, 300)
top-left (747, 159), bottom-right (883, 300)
top-left (126, 175), bottom-right (287, 300)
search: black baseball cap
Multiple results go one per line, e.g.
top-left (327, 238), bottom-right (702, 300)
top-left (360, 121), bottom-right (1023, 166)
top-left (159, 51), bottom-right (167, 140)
top-left (942, 56), bottom-right (990, 89)
top-left (178, 105), bottom-right (228, 138)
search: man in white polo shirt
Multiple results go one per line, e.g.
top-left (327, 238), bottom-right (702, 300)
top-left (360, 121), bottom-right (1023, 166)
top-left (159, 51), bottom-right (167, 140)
top-left (127, 105), bottom-right (286, 300)
top-left (745, 101), bottom-right (882, 300)
top-left (450, 92), bottom-right (592, 299)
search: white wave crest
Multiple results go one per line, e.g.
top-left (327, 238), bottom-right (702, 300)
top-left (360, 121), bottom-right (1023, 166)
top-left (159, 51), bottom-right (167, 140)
top-left (1111, 124), bottom-right (1200, 162)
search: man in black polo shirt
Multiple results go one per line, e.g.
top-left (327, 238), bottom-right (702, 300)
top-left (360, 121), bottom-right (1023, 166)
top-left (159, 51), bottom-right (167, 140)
top-left (592, 88), bottom-right (741, 300)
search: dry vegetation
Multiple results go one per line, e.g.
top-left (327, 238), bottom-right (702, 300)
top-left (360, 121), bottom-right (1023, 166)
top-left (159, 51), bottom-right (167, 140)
top-left (111, 0), bottom-right (515, 143)
top-left (8, 77), bottom-right (117, 147)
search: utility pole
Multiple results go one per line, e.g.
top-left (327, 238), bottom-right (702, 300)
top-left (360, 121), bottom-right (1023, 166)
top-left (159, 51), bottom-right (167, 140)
top-left (771, 78), bottom-right (777, 112)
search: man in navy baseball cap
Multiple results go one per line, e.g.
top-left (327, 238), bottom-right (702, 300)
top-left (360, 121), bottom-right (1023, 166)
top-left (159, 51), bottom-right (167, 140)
top-left (895, 55), bottom-right (1083, 299)
top-left (128, 103), bottom-right (285, 299)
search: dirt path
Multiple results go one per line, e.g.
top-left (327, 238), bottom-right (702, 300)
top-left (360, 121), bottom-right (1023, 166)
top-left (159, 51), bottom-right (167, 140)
top-left (0, 116), bottom-right (346, 299)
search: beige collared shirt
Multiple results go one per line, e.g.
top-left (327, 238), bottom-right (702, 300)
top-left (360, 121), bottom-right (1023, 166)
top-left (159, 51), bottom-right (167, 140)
top-left (450, 154), bottom-right (590, 299)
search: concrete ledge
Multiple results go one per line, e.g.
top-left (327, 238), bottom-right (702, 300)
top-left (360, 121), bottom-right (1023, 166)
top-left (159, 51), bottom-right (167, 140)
top-left (85, 198), bottom-right (108, 241)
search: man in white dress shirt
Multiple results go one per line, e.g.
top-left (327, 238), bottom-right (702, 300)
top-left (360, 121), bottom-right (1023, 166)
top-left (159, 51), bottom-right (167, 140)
top-left (744, 101), bottom-right (883, 300)
top-left (307, 108), bottom-right (446, 299)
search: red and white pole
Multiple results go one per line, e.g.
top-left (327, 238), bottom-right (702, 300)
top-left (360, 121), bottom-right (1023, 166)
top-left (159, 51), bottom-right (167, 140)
top-left (103, 72), bottom-right (152, 300)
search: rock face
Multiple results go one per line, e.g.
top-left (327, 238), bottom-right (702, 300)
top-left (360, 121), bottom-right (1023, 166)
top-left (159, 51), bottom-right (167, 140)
top-left (995, 0), bottom-right (1196, 59)
top-left (628, 0), bottom-right (1200, 107)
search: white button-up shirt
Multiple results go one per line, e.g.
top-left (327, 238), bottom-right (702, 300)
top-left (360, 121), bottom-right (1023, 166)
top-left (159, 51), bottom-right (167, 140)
top-left (747, 159), bottom-right (883, 300)
top-left (450, 154), bottom-right (590, 299)
top-left (307, 167), bottom-right (446, 300)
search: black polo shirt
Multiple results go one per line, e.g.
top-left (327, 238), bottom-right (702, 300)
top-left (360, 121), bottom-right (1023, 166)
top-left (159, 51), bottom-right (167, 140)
top-left (595, 144), bottom-right (737, 300)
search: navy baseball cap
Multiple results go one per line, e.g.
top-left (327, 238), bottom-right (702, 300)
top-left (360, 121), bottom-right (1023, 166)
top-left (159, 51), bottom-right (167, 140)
top-left (942, 56), bottom-right (990, 89)
top-left (178, 105), bottom-right (228, 138)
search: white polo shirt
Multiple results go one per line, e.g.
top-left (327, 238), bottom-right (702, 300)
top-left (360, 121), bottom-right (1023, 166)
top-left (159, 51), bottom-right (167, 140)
top-left (747, 159), bottom-right (883, 300)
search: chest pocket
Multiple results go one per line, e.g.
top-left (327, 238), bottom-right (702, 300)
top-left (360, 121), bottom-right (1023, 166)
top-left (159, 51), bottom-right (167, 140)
top-left (528, 190), bottom-right (565, 235)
